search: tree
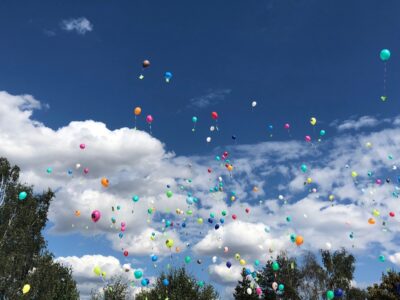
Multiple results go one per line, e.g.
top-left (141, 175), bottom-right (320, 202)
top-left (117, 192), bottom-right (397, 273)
top-left (0, 157), bottom-right (79, 299)
top-left (298, 252), bottom-right (327, 300)
top-left (233, 268), bottom-right (259, 299)
top-left (346, 287), bottom-right (368, 300)
top-left (367, 270), bottom-right (400, 300)
top-left (90, 276), bottom-right (129, 300)
top-left (321, 248), bottom-right (355, 298)
top-left (258, 252), bottom-right (301, 300)
top-left (136, 267), bottom-right (218, 300)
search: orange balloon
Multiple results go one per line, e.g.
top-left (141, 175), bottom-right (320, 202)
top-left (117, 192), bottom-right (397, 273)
top-left (175, 247), bottom-right (180, 253)
top-left (142, 60), bottom-right (150, 68)
top-left (253, 186), bottom-right (259, 192)
top-left (75, 210), bottom-right (81, 217)
top-left (227, 164), bottom-right (233, 172)
top-left (101, 177), bottom-right (109, 187)
top-left (368, 218), bottom-right (375, 225)
top-left (295, 235), bottom-right (304, 246)
top-left (134, 107), bottom-right (142, 116)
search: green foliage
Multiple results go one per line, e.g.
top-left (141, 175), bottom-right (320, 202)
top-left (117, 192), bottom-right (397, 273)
top-left (298, 252), bottom-right (327, 300)
top-left (136, 267), bottom-right (218, 300)
top-left (91, 276), bottom-right (129, 300)
top-left (233, 268), bottom-right (259, 299)
top-left (367, 270), bottom-right (400, 300)
top-left (0, 157), bottom-right (79, 299)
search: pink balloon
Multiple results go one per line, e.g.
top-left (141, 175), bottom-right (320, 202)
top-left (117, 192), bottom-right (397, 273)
top-left (146, 115), bottom-right (153, 124)
top-left (224, 246), bottom-right (229, 253)
top-left (91, 210), bottom-right (101, 222)
top-left (305, 135), bottom-right (311, 142)
top-left (284, 123), bottom-right (290, 129)
top-left (79, 143), bottom-right (86, 149)
top-left (232, 214), bottom-right (237, 220)
top-left (121, 226), bottom-right (126, 232)
top-left (376, 179), bottom-right (382, 185)
top-left (83, 168), bottom-right (89, 174)
top-left (256, 287), bottom-right (262, 296)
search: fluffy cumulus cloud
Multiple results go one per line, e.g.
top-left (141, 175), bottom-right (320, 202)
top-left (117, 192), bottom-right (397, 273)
top-left (61, 17), bottom-right (93, 35)
top-left (188, 89), bottom-right (231, 109)
top-left (332, 115), bottom-right (389, 132)
top-left (2, 90), bottom-right (400, 297)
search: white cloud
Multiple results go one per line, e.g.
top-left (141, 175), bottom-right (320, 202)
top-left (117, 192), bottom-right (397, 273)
top-left (188, 89), bottom-right (231, 109)
top-left (333, 116), bottom-right (381, 132)
top-left (61, 17), bottom-right (93, 35)
top-left (389, 253), bottom-right (400, 265)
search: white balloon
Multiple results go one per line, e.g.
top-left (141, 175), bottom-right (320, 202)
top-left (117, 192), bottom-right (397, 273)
top-left (251, 101), bottom-right (257, 107)
top-left (206, 137), bottom-right (211, 143)
top-left (212, 256), bottom-right (217, 263)
top-left (247, 288), bottom-right (252, 295)
top-left (326, 242), bottom-right (332, 249)
top-left (224, 246), bottom-right (229, 253)
top-left (278, 195), bottom-right (284, 200)
top-left (210, 126), bottom-right (215, 132)
top-left (75, 163), bottom-right (81, 169)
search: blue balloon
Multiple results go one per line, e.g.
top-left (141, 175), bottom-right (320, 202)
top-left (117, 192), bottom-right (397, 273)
top-left (226, 261), bottom-right (232, 268)
top-left (141, 278), bottom-right (148, 286)
top-left (182, 222), bottom-right (186, 228)
top-left (334, 288), bottom-right (343, 297)
top-left (214, 224), bottom-right (220, 230)
top-left (186, 196), bottom-right (194, 205)
top-left (208, 218), bottom-right (213, 224)
top-left (164, 71), bottom-right (173, 82)
top-left (151, 255), bottom-right (158, 262)
top-left (232, 135), bottom-right (237, 140)
top-left (245, 268), bottom-right (251, 275)
top-left (220, 218), bottom-right (225, 224)
top-left (67, 169), bottom-right (73, 175)
top-left (162, 279), bottom-right (169, 286)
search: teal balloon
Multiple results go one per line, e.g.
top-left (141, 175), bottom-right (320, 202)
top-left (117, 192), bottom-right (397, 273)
top-left (185, 256), bottom-right (191, 264)
top-left (254, 260), bottom-right (260, 266)
top-left (46, 167), bottom-right (52, 174)
top-left (380, 49), bottom-right (391, 61)
top-left (290, 233), bottom-right (297, 242)
top-left (278, 284), bottom-right (284, 291)
top-left (197, 281), bottom-right (204, 287)
top-left (326, 290), bottom-right (334, 300)
top-left (320, 129), bottom-right (326, 136)
top-left (134, 270), bottom-right (143, 279)
top-left (379, 255), bottom-right (385, 262)
top-left (18, 191), bottom-right (27, 201)
top-left (272, 261), bottom-right (279, 271)
top-left (300, 164), bottom-right (307, 173)
top-left (132, 195), bottom-right (139, 202)
top-left (192, 116), bottom-right (198, 123)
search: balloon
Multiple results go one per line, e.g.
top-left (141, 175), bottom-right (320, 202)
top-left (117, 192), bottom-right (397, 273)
top-left (278, 284), bottom-right (284, 291)
top-left (305, 135), bottom-right (311, 142)
top-left (389, 211), bottom-right (395, 217)
top-left (232, 214), bottom-right (237, 220)
top-left (246, 288), bottom-right (252, 295)
top-left (83, 168), bottom-right (89, 174)
top-left (211, 112), bottom-right (218, 120)
top-left (46, 167), bottom-right (52, 174)
top-left (93, 266), bottom-right (102, 276)
top-left (184, 256), bottom-right (191, 263)
top-left (146, 115), bottom-right (153, 124)
top-left (239, 259), bottom-right (246, 266)
top-left (197, 218), bottom-right (203, 224)
top-left (295, 235), bottom-right (304, 246)
top-left (206, 137), bottom-right (211, 143)
top-left (224, 246), bottom-right (229, 253)
top-left (284, 123), bottom-right (290, 129)
top-left (212, 256), bottom-right (217, 263)
top-left (368, 218), bottom-right (376, 225)
top-left (310, 117), bottom-right (317, 126)
top-left (251, 101), bottom-right (257, 107)
top-left (132, 195), bottom-right (139, 202)
top-left (320, 129), bottom-right (326, 136)
top-left (75, 163), bottom-right (81, 169)
top-left (300, 164), bottom-right (307, 173)
top-left (334, 288), bottom-right (343, 297)
top-left (134, 107), bottom-right (142, 116)
top-left (151, 255), bottom-right (158, 262)
top-left (18, 191), bottom-right (27, 201)
top-left (351, 171), bottom-right (358, 178)
top-left (256, 287), bottom-right (262, 295)
top-left (91, 210), bottom-right (101, 223)
top-left (166, 190), bottom-right (173, 198)
top-left (226, 261), bottom-right (232, 268)
top-left (123, 250), bottom-right (128, 257)
top-left (101, 177), bottom-right (109, 187)
top-left (141, 278), bottom-right (149, 286)
top-left (327, 290), bottom-right (334, 300)
top-left (272, 282), bottom-right (278, 290)
top-left (75, 210), bottom-right (81, 217)
top-left (164, 71), bottom-right (173, 82)
top-left (192, 116), bottom-right (198, 123)
top-left (380, 49), bottom-right (391, 62)
top-left (142, 60), bottom-right (150, 68)
top-left (79, 143), bottom-right (85, 149)
top-left (134, 270), bottom-right (143, 279)
top-left (379, 255), bottom-right (385, 262)
top-left (272, 261), bottom-right (279, 271)
top-left (22, 284), bottom-right (30, 294)
top-left (166, 239), bottom-right (174, 248)
top-left (162, 279), bottom-right (169, 286)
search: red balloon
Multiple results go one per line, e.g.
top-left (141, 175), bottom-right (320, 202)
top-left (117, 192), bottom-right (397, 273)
top-left (389, 211), bottom-right (395, 217)
top-left (123, 250), bottom-right (128, 257)
top-left (232, 214), bottom-right (237, 220)
top-left (207, 168), bottom-right (212, 173)
top-left (245, 208), bottom-right (250, 213)
top-left (223, 151), bottom-right (228, 157)
top-left (211, 112), bottom-right (218, 120)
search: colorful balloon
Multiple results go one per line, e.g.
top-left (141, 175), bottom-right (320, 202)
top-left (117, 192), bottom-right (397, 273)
top-left (327, 290), bottom-right (334, 300)
top-left (164, 71), bottom-right (173, 82)
top-left (101, 177), bottom-right (109, 187)
top-left (134, 107), bottom-right (142, 116)
top-left (22, 284), bottom-right (30, 294)
top-left (134, 270), bottom-right (143, 279)
top-left (146, 115), bottom-right (153, 124)
top-left (211, 112), bottom-right (218, 120)
top-left (18, 191), bottom-right (27, 201)
top-left (310, 117), bottom-right (317, 126)
top-left (91, 210), bottom-right (101, 223)
top-left (295, 235), bottom-right (304, 246)
top-left (380, 49), bottom-right (391, 62)
top-left (79, 143), bottom-right (85, 149)
top-left (142, 60), bottom-right (150, 68)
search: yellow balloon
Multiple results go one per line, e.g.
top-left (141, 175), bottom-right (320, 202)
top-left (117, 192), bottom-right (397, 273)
top-left (22, 284), bottom-right (30, 294)
top-left (306, 177), bottom-right (312, 184)
top-left (93, 266), bottom-right (102, 276)
top-left (102, 271), bottom-right (106, 278)
top-left (239, 259), bottom-right (246, 266)
top-left (328, 195), bottom-right (334, 201)
top-left (197, 218), bottom-right (203, 225)
top-left (166, 239), bottom-right (174, 248)
top-left (373, 209), bottom-right (380, 217)
top-left (310, 117), bottom-right (317, 126)
top-left (351, 171), bottom-right (358, 178)
top-left (235, 253), bottom-right (241, 260)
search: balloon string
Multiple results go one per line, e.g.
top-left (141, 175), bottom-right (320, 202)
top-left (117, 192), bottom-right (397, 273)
top-left (383, 62), bottom-right (387, 96)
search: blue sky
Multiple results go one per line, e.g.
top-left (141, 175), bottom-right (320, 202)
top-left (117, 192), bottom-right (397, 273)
top-left (1, 0), bottom-right (400, 298)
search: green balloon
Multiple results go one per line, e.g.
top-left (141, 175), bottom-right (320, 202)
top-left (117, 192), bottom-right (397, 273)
top-left (185, 256), bottom-right (191, 263)
top-left (166, 190), bottom-right (173, 198)
top-left (320, 129), bottom-right (326, 136)
top-left (380, 49), bottom-right (391, 61)
top-left (278, 284), bottom-right (284, 291)
top-left (272, 261), bottom-right (279, 271)
top-left (326, 290), bottom-right (334, 300)
top-left (134, 270), bottom-right (143, 279)
top-left (18, 191), bottom-right (27, 201)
